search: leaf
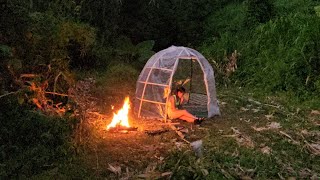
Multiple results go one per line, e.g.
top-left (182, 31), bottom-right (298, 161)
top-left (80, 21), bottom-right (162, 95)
top-left (107, 164), bottom-right (121, 175)
top-left (137, 40), bottom-right (155, 62)
top-left (252, 126), bottom-right (268, 132)
top-left (315, 6), bottom-right (320, 17)
top-left (240, 107), bottom-right (249, 111)
top-left (267, 122), bottom-right (281, 129)
top-left (0, 44), bottom-right (11, 57)
top-left (311, 110), bottom-right (320, 115)
top-left (161, 172), bottom-right (172, 177)
top-left (265, 114), bottom-right (274, 120)
top-left (252, 122), bottom-right (281, 131)
top-left (260, 146), bottom-right (272, 155)
top-left (201, 169), bottom-right (209, 176)
top-left (252, 108), bottom-right (260, 113)
top-left (182, 78), bottom-right (190, 86)
top-left (114, 36), bottom-right (136, 55)
top-left (136, 40), bottom-right (155, 52)
top-left (18, 96), bottom-right (25, 105)
top-left (220, 101), bottom-right (227, 105)
top-left (138, 50), bottom-right (154, 62)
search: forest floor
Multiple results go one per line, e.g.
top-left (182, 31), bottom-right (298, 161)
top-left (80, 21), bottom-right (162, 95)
top-left (37, 79), bottom-right (320, 179)
top-left (65, 82), bottom-right (320, 179)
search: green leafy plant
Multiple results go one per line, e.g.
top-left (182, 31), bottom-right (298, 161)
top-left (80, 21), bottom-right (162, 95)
top-left (0, 45), bottom-right (11, 57)
top-left (201, 0), bottom-right (320, 101)
top-left (238, 13), bottom-right (320, 97)
top-left (159, 150), bottom-right (209, 179)
top-left (315, 5), bottom-right (320, 17)
top-left (113, 36), bottom-right (155, 67)
top-left (244, 0), bottom-right (275, 27)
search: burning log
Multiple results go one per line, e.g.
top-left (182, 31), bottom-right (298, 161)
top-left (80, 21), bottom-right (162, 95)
top-left (107, 124), bottom-right (138, 133)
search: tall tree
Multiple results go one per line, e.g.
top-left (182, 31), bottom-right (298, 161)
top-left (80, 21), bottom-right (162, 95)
top-left (79, 0), bottom-right (121, 45)
top-left (118, 0), bottom-right (215, 50)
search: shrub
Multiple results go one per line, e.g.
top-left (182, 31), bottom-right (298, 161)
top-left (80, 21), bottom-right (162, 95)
top-left (0, 97), bottom-right (76, 178)
top-left (201, 1), bottom-right (320, 100)
top-left (204, 2), bottom-right (247, 36)
top-left (237, 13), bottom-right (320, 98)
top-left (201, 2), bottom-right (248, 86)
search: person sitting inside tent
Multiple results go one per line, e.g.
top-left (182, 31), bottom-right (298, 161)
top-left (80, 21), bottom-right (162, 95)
top-left (167, 86), bottom-right (205, 124)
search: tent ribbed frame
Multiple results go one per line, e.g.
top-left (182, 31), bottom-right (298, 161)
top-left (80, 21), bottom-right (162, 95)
top-left (135, 46), bottom-right (220, 120)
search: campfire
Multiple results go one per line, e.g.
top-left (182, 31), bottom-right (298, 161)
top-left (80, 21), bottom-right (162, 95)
top-left (106, 97), bottom-right (137, 132)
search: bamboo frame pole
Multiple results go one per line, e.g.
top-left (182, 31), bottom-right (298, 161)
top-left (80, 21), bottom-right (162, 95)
top-left (138, 65), bottom-right (156, 118)
top-left (136, 97), bottom-right (166, 105)
top-left (164, 50), bottom-right (185, 123)
top-left (137, 81), bottom-right (168, 87)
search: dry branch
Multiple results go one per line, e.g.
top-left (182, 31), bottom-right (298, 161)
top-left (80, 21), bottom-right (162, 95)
top-left (0, 91), bottom-right (18, 99)
top-left (168, 124), bottom-right (189, 143)
top-left (223, 127), bottom-right (255, 148)
top-left (304, 141), bottom-right (320, 156)
top-left (279, 131), bottom-right (300, 145)
top-left (144, 129), bottom-right (169, 136)
top-left (299, 133), bottom-right (320, 156)
top-left (252, 122), bottom-right (281, 132)
top-left (45, 91), bottom-right (72, 97)
top-left (88, 112), bottom-right (109, 118)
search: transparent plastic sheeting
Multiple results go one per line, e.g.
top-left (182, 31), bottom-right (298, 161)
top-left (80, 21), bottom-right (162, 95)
top-left (134, 46), bottom-right (220, 119)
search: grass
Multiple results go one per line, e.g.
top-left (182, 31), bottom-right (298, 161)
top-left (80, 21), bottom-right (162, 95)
top-left (58, 84), bottom-right (319, 179)
top-left (200, 86), bottom-right (319, 179)
top-left (2, 78), bottom-right (319, 179)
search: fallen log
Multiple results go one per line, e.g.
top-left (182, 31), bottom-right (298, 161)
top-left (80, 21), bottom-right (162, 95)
top-left (107, 126), bottom-right (138, 133)
top-left (144, 129), bottom-right (169, 136)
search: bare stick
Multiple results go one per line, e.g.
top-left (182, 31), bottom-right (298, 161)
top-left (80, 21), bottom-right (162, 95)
top-left (279, 131), bottom-right (300, 145)
top-left (94, 148), bottom-right (99, 170)
top-left (45, 91), bottom-right (73, 97)
top-left (0, 91), bottom-right (18, 99)
top-left (168, 124), bottom-right (190, 144)
top-left (88, 112), bottom-right (109, 118)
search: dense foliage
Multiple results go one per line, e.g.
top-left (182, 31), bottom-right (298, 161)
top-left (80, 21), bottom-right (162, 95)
top-left (239, 13), bottom-right (320, 97)
top-left (201, 0), bottom-right (320, 105)
top-left (0, 97), bottom-right (76, 178)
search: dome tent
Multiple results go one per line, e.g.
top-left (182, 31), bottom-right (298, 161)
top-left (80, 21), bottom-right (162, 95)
top-left (134, 46), bottom-right (220, 120)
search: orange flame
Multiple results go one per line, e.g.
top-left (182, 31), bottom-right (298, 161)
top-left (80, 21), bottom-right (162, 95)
top-left (107, 97), bottom-right (131, 130)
